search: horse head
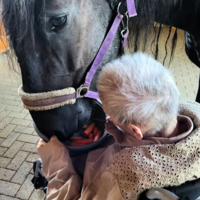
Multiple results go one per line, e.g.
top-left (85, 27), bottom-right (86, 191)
top-left (2, 0), bottom-right (121, 141)
top-left (3, 0), bottom-right (200, 142)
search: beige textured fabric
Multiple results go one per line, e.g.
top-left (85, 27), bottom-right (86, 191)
top-left (93, 102), bottom-right (200, 199)
top-left (105, 114), bottom-right (193, 147)
top-left (38, 101), bottom-right (200, 200)
top-left (18, 85), bottom-right (76, 111)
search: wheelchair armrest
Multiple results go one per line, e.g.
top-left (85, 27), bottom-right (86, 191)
top-left (146, 188), bottom-right (179, 200)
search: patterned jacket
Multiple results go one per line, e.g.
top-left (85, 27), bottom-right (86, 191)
top-left (38, 102), bottom-right (200, 200)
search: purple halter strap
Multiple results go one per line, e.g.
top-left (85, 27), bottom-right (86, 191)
top-left (126, 0), bottom-right (137, 17)
top-left (77, 0), bottom-right (137, 100)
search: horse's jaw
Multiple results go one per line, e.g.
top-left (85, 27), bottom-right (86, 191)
top-left (29, 98), bottom-right (94, 142)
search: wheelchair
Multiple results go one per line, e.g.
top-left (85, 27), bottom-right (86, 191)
top-left (32, 159), bottom-right (200, 200)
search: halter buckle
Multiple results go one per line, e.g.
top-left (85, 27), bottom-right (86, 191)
top-left (77, 85), bottom-right (89, 98)
top-left (121, 29), bottom-right (129, 38)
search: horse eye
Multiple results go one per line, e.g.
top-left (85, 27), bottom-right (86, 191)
top-left (52, 16), bottom-right (67, 29)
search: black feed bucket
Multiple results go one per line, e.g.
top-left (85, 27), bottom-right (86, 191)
top-left (34, 100), bottom-right (109, 157)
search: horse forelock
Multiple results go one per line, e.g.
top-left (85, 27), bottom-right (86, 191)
top-left (1, 0), bottom-right (44, 58)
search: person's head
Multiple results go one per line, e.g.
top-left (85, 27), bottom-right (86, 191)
top-left (97, 52), bottom-right (180, 140)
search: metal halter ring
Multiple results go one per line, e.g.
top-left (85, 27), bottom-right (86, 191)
top-left (123, 13), bottom-right (129, 29)
top-left (117, 2), bottom-right (128, 16)
top-left (77, 85), bottom-right (89, 98)
top-left (121, 12), bottom-right (129, 35)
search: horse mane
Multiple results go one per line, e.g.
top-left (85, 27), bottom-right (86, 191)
top-left (107, 0), bottom-right (181, 65)
top-left (2, 0), bottom-right (181, 67)
top-left (1, 0), bottom-right (44, 63)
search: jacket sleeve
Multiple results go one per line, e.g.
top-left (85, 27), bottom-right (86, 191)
top-left (38, 139), bottom-right (82, 200)
top-left (81, 171), bottom-right (123, 200)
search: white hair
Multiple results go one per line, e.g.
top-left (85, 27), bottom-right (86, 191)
top-left (97, 52), bottom-right (180, 135)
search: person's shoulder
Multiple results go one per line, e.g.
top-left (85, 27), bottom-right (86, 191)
top-left (179, 101), bottom-right (200, 118)
top-left (179, 101), bottom-right (200, 109)
top-left (177, 102), bottom-right (200, 146)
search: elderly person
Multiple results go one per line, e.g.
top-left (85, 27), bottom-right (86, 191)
top-left (37, 53), bottom-right (200, 200)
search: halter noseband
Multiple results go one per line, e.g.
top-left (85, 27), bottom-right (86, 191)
top-left (19, 0), bottom-right (137, 111)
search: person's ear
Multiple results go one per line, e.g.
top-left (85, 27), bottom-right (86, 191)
top-left (106, 116), bottom-right (112, 122)
top-left (128, 124), bottom-right (143, 140)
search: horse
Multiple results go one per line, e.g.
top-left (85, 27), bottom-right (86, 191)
top-left (1, 0), bottom-right (200, 142)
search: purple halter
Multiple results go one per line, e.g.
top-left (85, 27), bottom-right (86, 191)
top-left (77, 0), bottom-right (137, 100)
top-left (19, 0), bottom-right (137, 111)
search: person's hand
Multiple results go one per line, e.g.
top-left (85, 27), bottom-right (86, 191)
top-left (37, 136), bottom-right (57, 150)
